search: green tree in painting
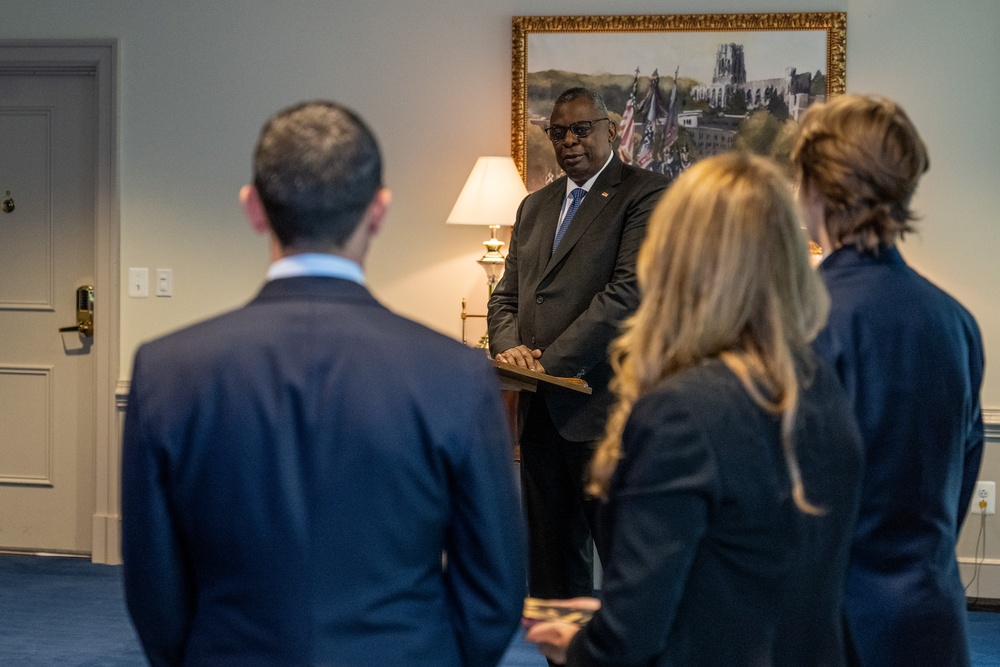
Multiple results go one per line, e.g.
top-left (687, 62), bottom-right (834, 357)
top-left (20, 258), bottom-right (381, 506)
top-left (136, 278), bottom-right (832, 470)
top-left (811, 71), bottom-right (827, 97)
top-left (735, 110), bottom-right (799, 174)
top-left (767, 92), bottom-right (790, 121)
top-left (723, 89), bottom-right (748, 116)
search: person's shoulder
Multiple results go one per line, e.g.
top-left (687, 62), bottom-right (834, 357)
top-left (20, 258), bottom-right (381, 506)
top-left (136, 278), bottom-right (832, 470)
top-left (902, 262), bottom-right (980, 327)
top-left (824, 247), bottom-right (980, 334)
top-left (526, 175), bottom-right (567, 199)
top-left (388, 321), bottom-right (500, 404)
top-left (667, 358), bottom-right (737, 393)
top-left (129, 305), bottom-right (258, 392)
top-left (385, 309), bottom-right (482, 354)
top-left (819, 247), bottom-right (907, 309)
top-left (637, 359), bottom-right (740, 414)
top-left (800, 349), bottom-right (848, 398)
top-left (623, 360), bottom-right (742, 462)
top-left (617, 160), bottom-right (670, 189)
top-left (138, 303), bottom-right (248, 356)
top-left (516, 177), bottom-right (567, 217)
top-left (369, 307), bottom-right (498, 374)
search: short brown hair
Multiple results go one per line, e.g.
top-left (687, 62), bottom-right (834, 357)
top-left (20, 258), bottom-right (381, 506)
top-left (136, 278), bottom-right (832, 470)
top-left (791, 94), bottom-right (929, 252)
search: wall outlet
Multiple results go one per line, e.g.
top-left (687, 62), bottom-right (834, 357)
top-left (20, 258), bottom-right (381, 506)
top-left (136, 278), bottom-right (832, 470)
top-left (973, 481), bottom-right (996, 515)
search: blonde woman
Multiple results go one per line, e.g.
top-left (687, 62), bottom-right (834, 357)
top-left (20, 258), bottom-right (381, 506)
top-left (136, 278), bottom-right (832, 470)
top-left (794, 95), bottom-right (984, 667)
top-left (526, 152), bottom-right (864, 666)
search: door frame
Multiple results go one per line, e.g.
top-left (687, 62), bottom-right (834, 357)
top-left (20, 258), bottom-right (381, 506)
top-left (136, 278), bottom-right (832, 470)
top-left (0, 40), bottom-right (120, 563)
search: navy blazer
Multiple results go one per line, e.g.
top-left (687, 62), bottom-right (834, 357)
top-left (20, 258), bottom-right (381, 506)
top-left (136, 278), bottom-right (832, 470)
top-left (488, 155), bottom-right (668, 441)
top-left (566, 356), bottom-right (864, 666)
top-left (122, 277), bottom-right (526, 667)
top-left (814, 246), bottom-right (984, 667)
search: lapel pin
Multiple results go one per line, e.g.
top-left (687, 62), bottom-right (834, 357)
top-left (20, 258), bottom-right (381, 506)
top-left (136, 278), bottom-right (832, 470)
top-left (601, 191), bottom-right (609, 197)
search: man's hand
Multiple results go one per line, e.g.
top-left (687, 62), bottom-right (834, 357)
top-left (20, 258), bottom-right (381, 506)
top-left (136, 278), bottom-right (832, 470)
top-left (523, 597), bottom-right (601, 665)
top-left (525, 622), bottom-right (579, 665)
top-left (495, 345), bottom-right (544, 373)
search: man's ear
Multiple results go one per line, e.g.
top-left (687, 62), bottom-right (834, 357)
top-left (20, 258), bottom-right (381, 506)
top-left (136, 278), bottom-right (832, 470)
top-left (606, 117), bottom-right (618, 142)
top-left (240, 185), bottom-right (271, 235)
top-left (362, 188), bottom-right (392, 237)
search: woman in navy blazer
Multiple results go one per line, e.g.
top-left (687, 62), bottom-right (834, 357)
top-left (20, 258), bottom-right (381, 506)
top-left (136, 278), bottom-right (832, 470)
top-left (793, 94), bottom-right (984, 667)
top-left (526, 153), bottom-right (864, 666)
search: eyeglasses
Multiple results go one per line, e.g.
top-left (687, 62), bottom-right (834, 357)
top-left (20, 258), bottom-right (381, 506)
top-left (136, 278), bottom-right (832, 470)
top-left (544, 118), bottom-right (610, 142)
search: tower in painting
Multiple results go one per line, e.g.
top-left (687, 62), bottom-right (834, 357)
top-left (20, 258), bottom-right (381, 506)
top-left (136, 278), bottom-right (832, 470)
top-left (712, 44), bottom-right (747, 86)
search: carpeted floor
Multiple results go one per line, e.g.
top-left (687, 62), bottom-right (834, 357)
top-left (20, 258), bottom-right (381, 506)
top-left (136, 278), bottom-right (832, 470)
top-left (0, 553), bottom-right (545, 666)
top-left (0, 554), bottom-right (144, 666)
top-left (1, 553), bottom-right (997, 666)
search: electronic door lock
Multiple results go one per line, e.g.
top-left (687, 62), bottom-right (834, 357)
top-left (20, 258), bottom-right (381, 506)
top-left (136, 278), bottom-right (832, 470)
top-left (59, 285), bottom-right (94, 338)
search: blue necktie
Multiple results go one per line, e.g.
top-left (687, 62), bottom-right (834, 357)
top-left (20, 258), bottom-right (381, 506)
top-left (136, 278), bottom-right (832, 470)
top-left (553, 188), bottom-right (587, 252)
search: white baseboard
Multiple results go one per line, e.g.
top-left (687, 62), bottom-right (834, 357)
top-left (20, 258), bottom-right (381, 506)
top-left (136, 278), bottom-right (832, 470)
top-left (91, 513), bottom-right (122, 565)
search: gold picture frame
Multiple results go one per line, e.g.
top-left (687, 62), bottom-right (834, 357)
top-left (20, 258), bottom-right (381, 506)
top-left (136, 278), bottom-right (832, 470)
top-left (512, 12), bottom-right (846, 190)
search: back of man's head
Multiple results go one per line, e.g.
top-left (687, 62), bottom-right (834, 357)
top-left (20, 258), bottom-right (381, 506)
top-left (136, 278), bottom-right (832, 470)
top-left (253, 101), bottom-right (382, 251)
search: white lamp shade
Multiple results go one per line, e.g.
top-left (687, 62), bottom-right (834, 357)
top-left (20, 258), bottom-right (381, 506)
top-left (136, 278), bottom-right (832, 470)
top-left (446, 156), bottom-right (527, 227)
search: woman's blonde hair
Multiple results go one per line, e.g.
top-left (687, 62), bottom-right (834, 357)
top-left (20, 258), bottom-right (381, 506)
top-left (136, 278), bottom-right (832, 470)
top-left (791, 94), bottom-right (929, 252)
top-left (588, 152), bottom-right (829, 514)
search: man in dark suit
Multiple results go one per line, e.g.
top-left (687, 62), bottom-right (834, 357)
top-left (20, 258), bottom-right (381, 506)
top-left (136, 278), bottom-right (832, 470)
top-left (488, 88), bottom-right (668, 600)
top-left (121, 100), bottom-right (525, 667)
top-left (793, 94), bottom-right (984, 667)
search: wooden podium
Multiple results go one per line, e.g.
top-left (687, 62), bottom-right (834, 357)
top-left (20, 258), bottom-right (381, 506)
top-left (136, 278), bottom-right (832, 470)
top-left (493, 360), bottom-right (592, 395)
top-left (493, 361), bottom-right (591, 458)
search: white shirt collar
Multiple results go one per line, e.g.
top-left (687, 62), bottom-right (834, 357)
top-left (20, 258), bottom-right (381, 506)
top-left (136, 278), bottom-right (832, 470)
top-left (266, 253), bottom-right (365, 285)
top-left (564, 151), bottom-right (614, 197)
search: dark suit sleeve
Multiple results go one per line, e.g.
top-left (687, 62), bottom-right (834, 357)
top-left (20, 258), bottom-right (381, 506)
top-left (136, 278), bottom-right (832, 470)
top-left (541, 179), bottom-right (663, 378)
top-left (566, 392), bottom-right (716, 666)
top-left (958, 321), bottom-right (985, 531)
top-left (487, 197), bottom-right (527, 356)
top-left (443, 362), bottom-right (527, 666)
top-left (121, 348), bottom-right (195, 667)
top-left (960, 401), bottom-right (984, 531)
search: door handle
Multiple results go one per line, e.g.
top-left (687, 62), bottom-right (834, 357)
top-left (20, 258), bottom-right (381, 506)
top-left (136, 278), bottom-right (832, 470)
top-left (59, 285), bottom-right (94, 338)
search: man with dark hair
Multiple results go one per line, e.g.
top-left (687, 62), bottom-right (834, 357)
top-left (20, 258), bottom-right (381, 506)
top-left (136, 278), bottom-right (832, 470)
top-left (122, 100), bottom-right (525, 667)
top-left (251, 101), bottom-right (383, 249)
top-left (488, 87), bottom-right (669, 602)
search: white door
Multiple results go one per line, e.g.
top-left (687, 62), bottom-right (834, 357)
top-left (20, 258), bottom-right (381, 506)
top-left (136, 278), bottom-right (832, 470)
top-left (0, 70), bottom-right (98, 554)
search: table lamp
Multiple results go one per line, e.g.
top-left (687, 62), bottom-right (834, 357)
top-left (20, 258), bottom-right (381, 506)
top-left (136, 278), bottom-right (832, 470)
top-left (446, 156), bottom-right (527, 293)
top-left (446, 156), bottom-right (527, 345)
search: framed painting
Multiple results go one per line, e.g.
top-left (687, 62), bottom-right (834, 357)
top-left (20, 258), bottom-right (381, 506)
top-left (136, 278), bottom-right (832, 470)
top-left (512, 13), bottom-right (846, 191)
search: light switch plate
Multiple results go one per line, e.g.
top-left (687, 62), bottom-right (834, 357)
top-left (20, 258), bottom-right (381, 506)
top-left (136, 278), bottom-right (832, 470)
top-left (128, 268), bottom-right (148, 298)
top-left (155, 268), bottom-right (173, 297)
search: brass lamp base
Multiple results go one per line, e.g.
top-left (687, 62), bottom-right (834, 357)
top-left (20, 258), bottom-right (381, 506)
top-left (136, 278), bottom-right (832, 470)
top-left (461, 225), bottom-right (507, 349)
top-left (461, 298), bottom-right (490, 348)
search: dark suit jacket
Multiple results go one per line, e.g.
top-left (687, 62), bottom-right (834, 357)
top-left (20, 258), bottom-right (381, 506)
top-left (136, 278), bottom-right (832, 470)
top-left (121, 277), bottom-right (526, 667)
top-left (488, 155), bottom-right (668, 441)
top-left (566, 356), bottom-right (864, 666)
top-left (813, 246), bottom-right (984, 667)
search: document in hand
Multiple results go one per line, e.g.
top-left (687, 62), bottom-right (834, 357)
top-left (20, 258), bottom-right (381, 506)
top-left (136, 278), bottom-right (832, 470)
top-left (521, 597), bottom-right (595, 627)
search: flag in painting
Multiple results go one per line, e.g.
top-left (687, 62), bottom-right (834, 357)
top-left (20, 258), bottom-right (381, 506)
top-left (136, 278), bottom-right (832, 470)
top-left (661, 67), bottom-right (681, 151)
top-left (635, 69), bottom-right (662, 169)
top-left (617, 68), bottom-right (639, 164)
